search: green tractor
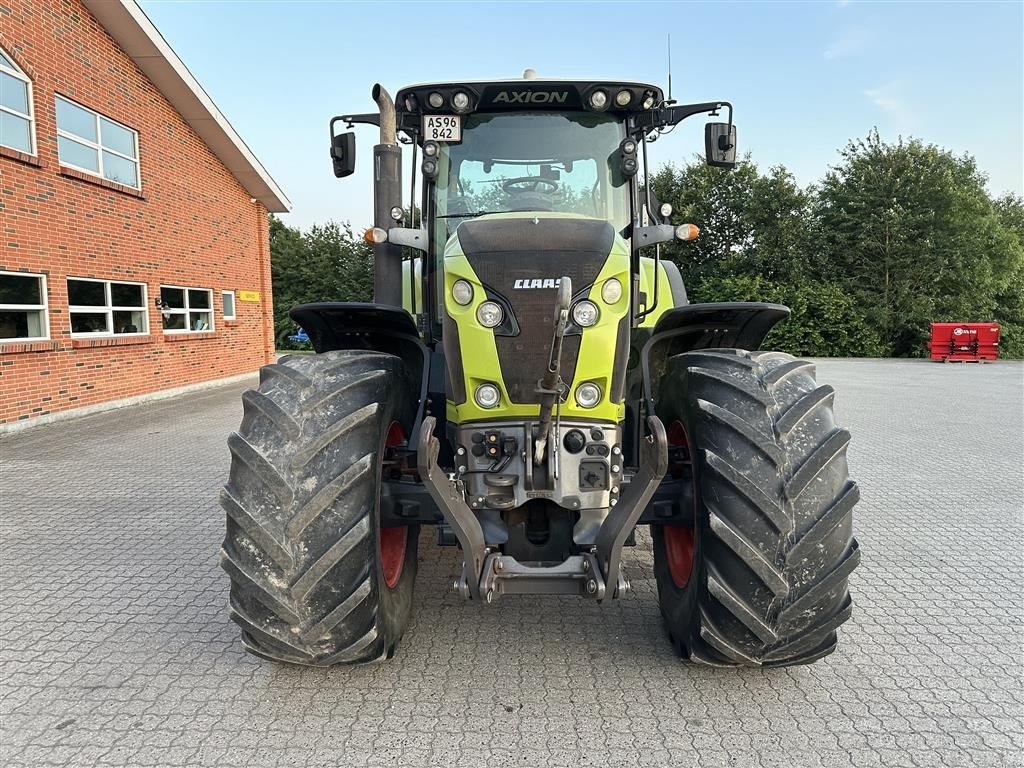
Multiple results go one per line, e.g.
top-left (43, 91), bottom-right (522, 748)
top-left (220, 74), bottom-right (860, 667)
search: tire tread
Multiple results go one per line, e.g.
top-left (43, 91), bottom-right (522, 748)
top-left (220, 350), bottom-right (416, 666)
top-left (654, 348), bottom-right (859, 667)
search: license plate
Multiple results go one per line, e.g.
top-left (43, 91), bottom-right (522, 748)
top-left (422, 115), bottom-right (461, 142)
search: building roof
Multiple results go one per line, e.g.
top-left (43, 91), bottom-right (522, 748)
top-left (82, 0), bottom-right (292, 213)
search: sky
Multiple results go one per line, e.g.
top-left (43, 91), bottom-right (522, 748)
top-left (140, 0), bottom-right (1024, 231)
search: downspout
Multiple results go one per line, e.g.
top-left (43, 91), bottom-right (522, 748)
top-left (255, 201), bottom-right (273, 363)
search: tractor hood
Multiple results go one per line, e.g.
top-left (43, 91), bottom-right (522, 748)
top-left (457, 215), bottom-right (614, 404)
top-left (441, 213), bottom-right (632, 424)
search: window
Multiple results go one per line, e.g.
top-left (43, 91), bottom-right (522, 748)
top-left (0, 271), bottom-right (48, 341)
top-left (160, 286), bottom-right (213, 333)
top-left (433, 112), bottom-right (630, 237)
top-left (222, 290), bottom-right (236, 320)
top-left (55, 95), bottom-right (139, 188)
top-left (67, 278), bottom-right (147, 336)
top-left (0, 46), bottom-right (35, 155)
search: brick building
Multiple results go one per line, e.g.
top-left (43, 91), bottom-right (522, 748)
top-left (0, 0), bottom-right (290, 428)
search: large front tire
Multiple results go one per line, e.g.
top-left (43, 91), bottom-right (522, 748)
top-left (652, 349), bottom-right (860, 667)
top-left (220, 350), bottom-right (418, 665)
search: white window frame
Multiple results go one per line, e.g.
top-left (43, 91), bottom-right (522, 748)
top-left (67, 277), bottom-right (149, 338)
top-left (0, 269), bottom-right (48, 342)
top-left (0, 46), bottom-right (36, 156)
top-left (55, 95), bottom-right (140, 189)
top-left (160, 285), bottom-right (215, 334)
top-left (221, 290), bottom-right (236, 320)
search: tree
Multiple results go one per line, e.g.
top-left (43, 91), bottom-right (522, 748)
top-left (269, 215), bottom-right (306, 349)
top-left (698, 275), bottom-right (885, 357)
top-left (815, 131), bottom-right (1015, 356)
top-left (269, 215), bottom-right (373, 349)
top-left (991, 194), bottom-right (1024, 358)
top-left (651, 157), bottom-right (880, 356)
top-left (652, 157), bottom-right (815, 290)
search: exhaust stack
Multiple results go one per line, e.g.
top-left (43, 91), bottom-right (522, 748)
top-left (371, 84), bottom-right (402, 307)
top-left (373, 83), bottom-right (397, 145)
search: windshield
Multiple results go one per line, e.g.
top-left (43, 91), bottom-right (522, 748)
top-left (431, 112), bottom-right (630, 237)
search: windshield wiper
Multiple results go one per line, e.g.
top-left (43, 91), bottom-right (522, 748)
top-left (436, 210), bottom-right (508, 219)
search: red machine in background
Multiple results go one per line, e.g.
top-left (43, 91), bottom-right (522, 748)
top-left (929, 323), bottom-right (1000, 362)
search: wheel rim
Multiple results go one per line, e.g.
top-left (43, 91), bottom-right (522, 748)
top-left (380, 422), bottom-right (408, 589)
top-left (665, 420), bottom-right (696, 589)
top-left (664, 526), bottom-right (695, 589)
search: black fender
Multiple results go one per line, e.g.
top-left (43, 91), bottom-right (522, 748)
top-left (640, 302), bottom-right (790, 414)
top-left (289, 302), bottom-right (430, 443)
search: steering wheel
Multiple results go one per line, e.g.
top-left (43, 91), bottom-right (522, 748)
top-left (502, 177), bottom-right (559, 195)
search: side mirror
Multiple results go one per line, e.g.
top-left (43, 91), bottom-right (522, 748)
top-left (704, 122), bottom-right (737, 169)
top-left (330, 132), bottom-right (356, 178)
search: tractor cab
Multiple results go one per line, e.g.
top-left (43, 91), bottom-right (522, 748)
top-left (332, 77), bottom-right (736, 319)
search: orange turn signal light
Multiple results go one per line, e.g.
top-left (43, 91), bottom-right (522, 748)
top-left (675, 224), bottom-right (700, 241)
top-left (363, 227), bottom-right (388, 244)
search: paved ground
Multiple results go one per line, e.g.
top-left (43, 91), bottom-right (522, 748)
top-left (1, 359), bottom-right (1022, 767)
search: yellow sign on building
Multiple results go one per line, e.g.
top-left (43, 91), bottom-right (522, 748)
top-left (238, 290), bottom-right (261, 302)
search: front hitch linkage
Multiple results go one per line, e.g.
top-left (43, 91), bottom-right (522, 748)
top-left (533, 276), bottom-right (572, 466)
top-left (416, 414), bottom-right (668, 602)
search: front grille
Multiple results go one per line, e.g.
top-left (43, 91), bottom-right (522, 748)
top-left (457, 218), bottom-right (614, 404)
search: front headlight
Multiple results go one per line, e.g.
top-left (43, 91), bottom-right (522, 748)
top-left (452, 280), bottom-right (473, 306)
top-left (572, 300), bottom-right (599, 327)
top-left (601, 278), bottom-right (622, 305)
top-left (575, 382), bottom-right (602, 408)
top-left (477, 301), bottom-right (504, 328)
top-left (474, 383), bottom-right (501, 409)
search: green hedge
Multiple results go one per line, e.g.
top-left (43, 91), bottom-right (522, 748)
top-left (693, 275), bottom-right (887, 357)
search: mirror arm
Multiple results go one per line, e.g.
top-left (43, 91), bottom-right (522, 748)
top-left (329, 115), bottom-right (345, 143)
top-left (634, 100), bottom-right (732, 133)
top-left (333, 113), bottom-right (381, 129)
top-left (721, 102), bottom-right (735, 152)
top-left (332, 112), bottom-right (419, 133)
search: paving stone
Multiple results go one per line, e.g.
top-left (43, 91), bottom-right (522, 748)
top-left (1, 359), bottom-right (1021, 766)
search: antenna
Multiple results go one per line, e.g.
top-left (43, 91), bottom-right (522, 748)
top-left (667, 34), bottom-right (673, 102)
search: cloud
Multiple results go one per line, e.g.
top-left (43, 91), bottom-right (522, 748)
top-left (864, 82), bottom-right (903, 113)
top-left (864, 81), bottom-right (916, 130)
top-left (824, 29), bottom-right (867, 59)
